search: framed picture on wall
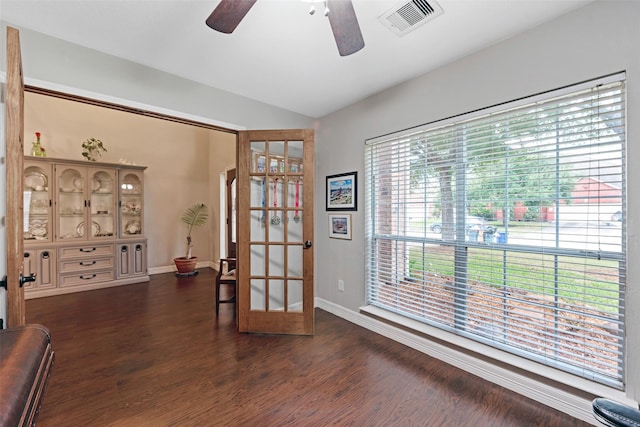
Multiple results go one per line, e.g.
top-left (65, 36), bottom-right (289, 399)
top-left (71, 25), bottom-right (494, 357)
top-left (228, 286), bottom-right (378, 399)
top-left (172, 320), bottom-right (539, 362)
top-left (328, 214), bottom-right (352, 240)
top-left (326, 171), bottom-right (357, 211)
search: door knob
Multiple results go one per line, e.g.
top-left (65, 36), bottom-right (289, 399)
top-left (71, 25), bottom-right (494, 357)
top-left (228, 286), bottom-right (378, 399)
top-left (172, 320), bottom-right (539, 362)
top-left (19, 273), bottom-right (37, 287)
top-left (304, 240), bottom-right (312, 249)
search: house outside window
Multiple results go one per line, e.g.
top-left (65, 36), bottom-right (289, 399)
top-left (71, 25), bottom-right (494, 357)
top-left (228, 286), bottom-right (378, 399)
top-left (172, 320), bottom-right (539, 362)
top-left (365, 74), bottom-right (626, 388)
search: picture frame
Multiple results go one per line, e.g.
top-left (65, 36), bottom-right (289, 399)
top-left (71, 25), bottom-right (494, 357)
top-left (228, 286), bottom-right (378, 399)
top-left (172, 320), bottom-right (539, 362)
top-left (328, 214), bottom-right (352, 240)
top-left (326, 171), bottom-right (357, 211)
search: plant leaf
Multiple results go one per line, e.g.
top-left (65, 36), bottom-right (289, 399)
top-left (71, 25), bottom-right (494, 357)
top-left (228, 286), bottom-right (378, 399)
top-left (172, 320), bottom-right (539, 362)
top-left (181, 203), bottom-right (208, 233)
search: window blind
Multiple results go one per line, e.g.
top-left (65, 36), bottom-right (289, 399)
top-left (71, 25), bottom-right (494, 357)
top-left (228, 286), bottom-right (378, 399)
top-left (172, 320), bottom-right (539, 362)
top-left (365, 76), bottom-right (626, 388)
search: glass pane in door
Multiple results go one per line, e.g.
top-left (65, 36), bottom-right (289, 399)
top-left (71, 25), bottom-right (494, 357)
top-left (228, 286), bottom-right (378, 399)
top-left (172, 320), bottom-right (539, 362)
top-left (250, 279), bottom-right (266, 311)
top-left (268, 140), bottom-right (285, 168)
top-left (287, 246), bottom-right (303, 277)
top-left (269, 279), bottom-right (285, 312)
top-left (250, 210), bottom-right (266, 242)
top-left (120, 172), bottom-right (143, 237)
top-left (250, 244), bottom-right (265, 276)
top-left (288, 280), bottom-right (303, 312)
top-left (90, 169), bottom-right (115, 238)
top-left (267, 177), bottom-right (285, 242)
top-left (288, 140), bottom-right (304, 172)
top-left (251, 141), bottom-right (266, 174)
top-left (287, 177), bottom-right (303, 243)
top-left (250, 177), bottom-right (266, 241)
top-left (24, 165), bottom-right (51, 242)
top-left (57, 166), bottom-right (85, 240)
top-left (269, 245), bottom-right (284, 276)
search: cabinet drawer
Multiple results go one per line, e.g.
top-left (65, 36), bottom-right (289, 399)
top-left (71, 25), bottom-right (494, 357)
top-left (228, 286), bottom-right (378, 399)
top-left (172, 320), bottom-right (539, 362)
top-left (59, 270), bottom-right (114, 287)
top-left (59, 257), bottom-right (114, 274)
top-left (59, 244), bottom-right (113, 259)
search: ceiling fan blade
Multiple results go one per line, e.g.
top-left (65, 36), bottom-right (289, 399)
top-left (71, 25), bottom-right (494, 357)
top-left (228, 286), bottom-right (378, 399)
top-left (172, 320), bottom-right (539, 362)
top-left (206, 0), bottom-right (257, 34)
top-left (326, 0), bottom-right (365, 56)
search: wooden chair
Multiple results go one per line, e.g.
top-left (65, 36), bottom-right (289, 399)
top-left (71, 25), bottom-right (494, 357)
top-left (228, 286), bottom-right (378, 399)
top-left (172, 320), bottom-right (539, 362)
top-left (215, 258), bottom-right (236, 316)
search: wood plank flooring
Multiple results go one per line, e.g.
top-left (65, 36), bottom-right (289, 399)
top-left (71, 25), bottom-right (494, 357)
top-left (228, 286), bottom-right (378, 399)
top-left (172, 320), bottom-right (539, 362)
top-left (26, 269), bottom-right (592, 426)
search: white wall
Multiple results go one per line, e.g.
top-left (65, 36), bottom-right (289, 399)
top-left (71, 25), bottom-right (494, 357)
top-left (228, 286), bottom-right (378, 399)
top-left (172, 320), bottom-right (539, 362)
top-left (314, 0), bottom-right (640, 404)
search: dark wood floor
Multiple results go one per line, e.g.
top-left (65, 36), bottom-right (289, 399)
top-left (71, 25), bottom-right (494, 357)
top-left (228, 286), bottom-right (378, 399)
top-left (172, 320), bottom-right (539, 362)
top-left (26, 268), bottom-right (591, 426)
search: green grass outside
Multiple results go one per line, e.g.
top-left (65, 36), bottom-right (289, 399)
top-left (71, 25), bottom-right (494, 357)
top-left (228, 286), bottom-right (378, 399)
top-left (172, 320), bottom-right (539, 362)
top-left (407, 246), bottom-right (620, 314)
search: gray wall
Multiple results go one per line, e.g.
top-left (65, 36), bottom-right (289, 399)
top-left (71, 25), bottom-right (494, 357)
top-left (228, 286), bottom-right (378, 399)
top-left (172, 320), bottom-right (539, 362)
top-left (314, 0), bottom-right (640, 401)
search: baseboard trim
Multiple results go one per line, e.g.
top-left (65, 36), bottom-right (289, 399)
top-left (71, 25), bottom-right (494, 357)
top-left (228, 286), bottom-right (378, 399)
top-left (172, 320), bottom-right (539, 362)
top-left (314, 297), bottom-right (603, 425)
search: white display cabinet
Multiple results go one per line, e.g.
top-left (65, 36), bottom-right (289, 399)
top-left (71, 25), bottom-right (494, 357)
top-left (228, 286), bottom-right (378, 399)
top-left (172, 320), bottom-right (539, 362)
top-left (23, 156), bottom-right (149, 298)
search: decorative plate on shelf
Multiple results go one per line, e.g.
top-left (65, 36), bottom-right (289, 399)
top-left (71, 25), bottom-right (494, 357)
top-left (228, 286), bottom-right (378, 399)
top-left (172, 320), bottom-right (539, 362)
top-left (73, 177), bottom-right (84, 191)
top-left (124, 220), bottom-right (141, 235)
top-left (25, 171), bottom-right (47, 191)
top-left (121, 200), bottom-right (141, 214)
top-left (31, 227), bottom-right (47, 237)
top-left (76, 221), bottom-right (101, 237)
top-left (29, 219), bottom-right (48, 239)
top-left (92, 177), bottom-right (113, 193)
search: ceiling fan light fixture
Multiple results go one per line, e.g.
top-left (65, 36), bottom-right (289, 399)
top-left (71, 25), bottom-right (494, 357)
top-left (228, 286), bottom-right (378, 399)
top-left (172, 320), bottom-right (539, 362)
top-left (206, 0), bottom-right (364, 57)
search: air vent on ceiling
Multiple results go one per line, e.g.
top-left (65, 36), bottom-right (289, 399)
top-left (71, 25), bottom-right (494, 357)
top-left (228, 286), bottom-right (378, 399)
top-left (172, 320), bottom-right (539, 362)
top-left (379, 0), bottom-right (444, 37)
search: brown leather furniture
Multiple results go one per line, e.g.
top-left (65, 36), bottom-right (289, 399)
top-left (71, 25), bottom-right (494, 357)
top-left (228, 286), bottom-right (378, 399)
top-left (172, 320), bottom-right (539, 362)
top-left (0, 324), bottom-right (54, 427)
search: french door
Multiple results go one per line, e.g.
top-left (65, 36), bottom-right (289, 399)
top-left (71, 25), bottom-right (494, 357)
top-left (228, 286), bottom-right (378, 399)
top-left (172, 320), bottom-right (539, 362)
top-left (237, 129), bottom-right (314, 335)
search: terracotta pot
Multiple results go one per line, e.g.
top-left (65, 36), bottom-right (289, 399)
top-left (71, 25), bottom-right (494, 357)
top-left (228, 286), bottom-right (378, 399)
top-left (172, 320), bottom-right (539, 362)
top-left (174, 256), bottom-right (198, 275)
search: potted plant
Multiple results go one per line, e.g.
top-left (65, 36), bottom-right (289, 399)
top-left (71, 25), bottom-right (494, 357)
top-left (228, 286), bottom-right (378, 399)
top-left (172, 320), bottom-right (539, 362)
top-left (81, 137), bottom-right (107, 161)
top-left (174, 203), bottom-right (208, 276)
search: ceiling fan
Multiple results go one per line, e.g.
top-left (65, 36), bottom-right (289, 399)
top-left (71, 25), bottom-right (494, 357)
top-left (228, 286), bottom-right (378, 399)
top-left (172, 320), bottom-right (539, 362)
top-left (205, 0), bottom-right (365, 56)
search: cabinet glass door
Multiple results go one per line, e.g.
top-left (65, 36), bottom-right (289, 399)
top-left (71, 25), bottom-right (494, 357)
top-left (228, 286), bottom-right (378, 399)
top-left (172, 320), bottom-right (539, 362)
top-left (56, 165), bottom-right (86, 240)
top-left (24, 162), bottom-right (52, 243)
top-left (89, 168), bottom-right (116, 239)
top-left (119, 171), bottom-right (143, 237)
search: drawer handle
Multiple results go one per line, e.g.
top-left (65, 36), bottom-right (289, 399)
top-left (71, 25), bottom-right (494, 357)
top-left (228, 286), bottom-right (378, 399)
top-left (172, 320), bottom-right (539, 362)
top-left (80, 247), bottom-right (97, 253)
top-left (80, 261), bottom-right (96, 266)
top-left (80, 274), bottom-right (97, 280)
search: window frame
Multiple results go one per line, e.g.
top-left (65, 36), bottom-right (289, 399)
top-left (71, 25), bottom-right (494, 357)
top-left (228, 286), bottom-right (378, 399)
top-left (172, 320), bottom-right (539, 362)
top-left (364, 72), bottom-right (627, 389)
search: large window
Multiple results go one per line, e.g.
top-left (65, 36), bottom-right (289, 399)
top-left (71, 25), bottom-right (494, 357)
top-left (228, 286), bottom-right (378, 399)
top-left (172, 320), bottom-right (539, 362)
top-left (365, 75), bottom-right (626, 388)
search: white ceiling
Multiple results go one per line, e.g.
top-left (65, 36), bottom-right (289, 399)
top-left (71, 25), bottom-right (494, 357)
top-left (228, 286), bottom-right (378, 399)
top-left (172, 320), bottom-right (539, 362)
top-left (1, 0), bottom-right (593, 118)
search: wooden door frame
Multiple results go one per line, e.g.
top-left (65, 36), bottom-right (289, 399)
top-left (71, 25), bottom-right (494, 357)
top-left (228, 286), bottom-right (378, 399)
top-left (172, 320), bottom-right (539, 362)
top-left (5, 26), bottom-right (26, 327)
